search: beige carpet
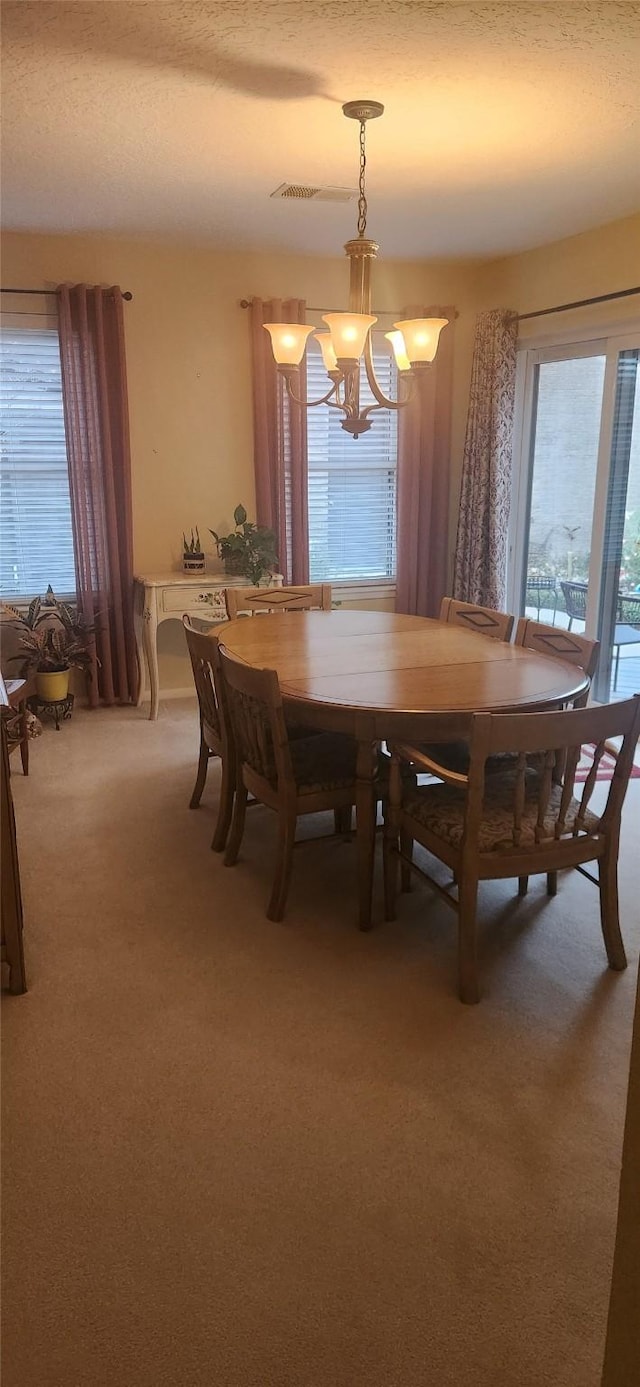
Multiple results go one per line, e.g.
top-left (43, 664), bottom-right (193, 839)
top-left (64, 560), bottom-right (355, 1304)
top-left (2, 699), bottom-right (639, 1387)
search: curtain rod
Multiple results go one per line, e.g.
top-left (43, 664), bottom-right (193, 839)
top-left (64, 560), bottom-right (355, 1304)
top-left (239, 298), bottom-right (458, 318)
top-left (517, 286), bottom-right (640, 322)
top-left (1, 286), bottom-right (133, 301)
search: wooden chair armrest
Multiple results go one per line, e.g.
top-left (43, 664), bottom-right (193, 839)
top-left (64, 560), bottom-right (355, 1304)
top-left (389, 741), bottom-right (470, 787)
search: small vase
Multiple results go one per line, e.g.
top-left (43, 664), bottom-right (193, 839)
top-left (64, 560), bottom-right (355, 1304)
top-left (183, 553), bottom-right (206, 574)
top-left (37, 669), bottom-right (70, 701)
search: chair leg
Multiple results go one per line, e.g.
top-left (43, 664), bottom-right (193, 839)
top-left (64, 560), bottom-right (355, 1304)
top-left (383, 819), bottom-right (398, 922)
top-left (518, 876), bottom-right (529, 896)
top-left (400, 829), bottom-right (413, 892)
top-left (547, 871), bottom-right (558, 896)
top-left (458, 877), bottom-right (480, 1005)
top-left (189, 733), bottom-right (210, 808)
top-left (598, 848), bottom-right (627, 970)
top-left (211, 752), bottom-right (235, 853)
top-left (224, 780), bottom-right (248, 867)
top-left (267, 807), bottom-right (297, 922)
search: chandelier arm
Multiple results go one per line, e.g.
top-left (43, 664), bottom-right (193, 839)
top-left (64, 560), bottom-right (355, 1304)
top-left (362, 335), bottom-right (415, 410)
top-left (284, 376), bottom-right (340, 409)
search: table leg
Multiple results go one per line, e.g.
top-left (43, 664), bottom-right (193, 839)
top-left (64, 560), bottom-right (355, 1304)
top-left (142, 592), bottom-right (160, 721)
top-left (355, 737), bottom-right (378, 931)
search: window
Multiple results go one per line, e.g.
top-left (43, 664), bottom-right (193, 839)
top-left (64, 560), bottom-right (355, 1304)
top-left (0, 326), bottom-right (75, 599)
top-left (306, 333), bottom-right (398, 582)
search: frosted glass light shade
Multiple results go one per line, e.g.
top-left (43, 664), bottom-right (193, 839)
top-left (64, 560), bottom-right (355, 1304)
top-left (393, 317), bottom-right (448, 365)
top-left (385, 330), bottom-right (411, 373)
top-left (321, 313), bottom-right (377, 361)
top-left (314, 333), bottom-right (339, 373)
top-left (264, 322), bottom-right (315, 366)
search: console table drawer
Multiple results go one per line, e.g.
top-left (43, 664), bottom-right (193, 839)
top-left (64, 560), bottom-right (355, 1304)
top-left (161, 585), bottom-right (228, 615)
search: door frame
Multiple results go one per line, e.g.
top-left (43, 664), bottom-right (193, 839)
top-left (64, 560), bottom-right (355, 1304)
top-left (508, 321), bottom-right (640, 689)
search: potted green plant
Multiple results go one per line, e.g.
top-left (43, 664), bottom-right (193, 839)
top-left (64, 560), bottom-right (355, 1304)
top-left (2, 587), bottom-right (96, 702)
top-left (183, 528), bottom-right (205, 574)
top-left (210, 505), bottom-right (277, 586)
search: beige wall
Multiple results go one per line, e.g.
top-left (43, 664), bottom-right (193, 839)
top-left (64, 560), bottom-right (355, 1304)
top-left (2, 214), bottom-right (639, 691)
top-left (1, 230), bottom-right (479, 687)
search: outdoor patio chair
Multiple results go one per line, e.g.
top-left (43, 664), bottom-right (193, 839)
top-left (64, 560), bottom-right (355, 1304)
top-left (613, 592), bottom-right (640, 692)
top-left (560, 580), bottom-right (588, 631)
top-left (561, 581), bottom-right (640, 691)
top-left (525, 575), bottom-right (558, 623)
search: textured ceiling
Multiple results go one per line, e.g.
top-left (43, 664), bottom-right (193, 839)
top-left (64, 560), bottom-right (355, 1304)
top-left (2, 1), bottom-right (640, 258)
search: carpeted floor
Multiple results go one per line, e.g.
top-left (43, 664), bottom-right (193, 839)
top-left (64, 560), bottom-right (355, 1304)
top-left (2, 699), bottom-right (639, 1387)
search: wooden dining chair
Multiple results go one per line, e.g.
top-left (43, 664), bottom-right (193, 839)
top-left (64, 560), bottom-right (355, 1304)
top-left (405, 611), bottom-right (597, 790)
top-left (513, 619), bottom-right (600, 896)
top-left (399, 597), bottom-right (515, 784)
top-left (182, 616), bottom-right (235, 852)
top-left (514, 618), bottom-right (599, 699)
top-left (217, 643), bottom-right (389, 922)
top-left (439, 595), bottom-right (515, 642)
top-left (384, 695), bottom-right (640, 1004)
top-left (225, 584), bottom-right (332, 620)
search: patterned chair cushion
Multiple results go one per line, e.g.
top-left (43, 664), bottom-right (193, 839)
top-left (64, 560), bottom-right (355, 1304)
top-left (290, 733), bottom-right (390, 795)
top-left (403, 770), bottom-right (600, 853)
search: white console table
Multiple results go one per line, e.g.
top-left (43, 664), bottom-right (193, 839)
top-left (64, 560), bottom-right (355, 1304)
top-left (134, 572), bottom-right (283, 720)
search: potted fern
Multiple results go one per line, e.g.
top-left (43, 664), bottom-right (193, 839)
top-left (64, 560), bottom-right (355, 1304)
top-left (210, 505), bottom-right (277, 586)
top-left (2, 587), bottom-right (96, 701)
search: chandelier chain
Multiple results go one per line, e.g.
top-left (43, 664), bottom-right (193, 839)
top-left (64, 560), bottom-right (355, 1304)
top-left (357, 120), bottom-right (367, 237)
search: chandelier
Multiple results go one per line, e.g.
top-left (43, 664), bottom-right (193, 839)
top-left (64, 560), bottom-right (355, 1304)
top-left (264, 100), bottom-right (448, 438)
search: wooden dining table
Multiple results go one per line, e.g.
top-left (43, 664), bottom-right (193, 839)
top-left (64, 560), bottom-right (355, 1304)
top-left (220, 609), bottom-right (591, 929)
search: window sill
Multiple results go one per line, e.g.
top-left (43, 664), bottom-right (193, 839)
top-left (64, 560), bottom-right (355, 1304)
top-left (330, 578), bottom-right (397, 605)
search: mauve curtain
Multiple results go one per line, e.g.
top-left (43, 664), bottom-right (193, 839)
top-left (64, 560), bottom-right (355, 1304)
top-left (57, 284), bottom-right (137, 706)
top-left (453, 308), bottom-right (518, 609)
top-left (250, 298), bottom-right (309, 584)
top-left (395, 306), bottom-right (455, 617)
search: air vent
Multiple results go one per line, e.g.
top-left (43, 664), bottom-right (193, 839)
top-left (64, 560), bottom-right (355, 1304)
top-left (270, 183), bottom-right (357, 203)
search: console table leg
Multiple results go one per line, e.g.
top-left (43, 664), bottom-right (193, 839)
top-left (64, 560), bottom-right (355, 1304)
top-left (142, 595), bottom-right (160, 721)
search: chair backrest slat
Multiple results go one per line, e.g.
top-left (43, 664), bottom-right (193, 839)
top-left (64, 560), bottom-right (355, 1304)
top-left (575, 739), bottom-right (606, 830)
top-left (535, 750), bottom-right (556, 843)
top-left (225, 584), bottom-right (332, 620)
top-left (513, 753), bottom-right (527, 846)
top-left (555, 745), bottom-right (582, 838)
top-left (440, 596), bottom-right (514, 643)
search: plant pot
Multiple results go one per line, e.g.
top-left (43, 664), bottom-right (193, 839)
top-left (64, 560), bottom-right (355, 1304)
top-left (183, 553), bottom-right (206, 574)
top-left (224, 553), bottom-right (247, 577)
top-left (36, 668), bottom-right (70, 701)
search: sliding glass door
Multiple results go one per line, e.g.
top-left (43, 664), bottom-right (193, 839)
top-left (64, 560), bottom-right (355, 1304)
top-left (510, 330), bottom-right (640, 701)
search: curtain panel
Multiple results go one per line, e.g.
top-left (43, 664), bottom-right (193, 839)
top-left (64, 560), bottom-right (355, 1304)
top-left (57, 284), bottom-right (137, 706)
top-left (250, 298), bottom-right (309, 585)
top-left (395, 306), bottom-right (456, 617)
top-left (453, 308), bottom-right (518, 609)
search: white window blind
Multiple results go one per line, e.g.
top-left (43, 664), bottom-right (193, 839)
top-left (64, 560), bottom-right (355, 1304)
top-left (306, 333), bottom-right (398, 581)
top-left (0, 326), bottom-right (75, 599)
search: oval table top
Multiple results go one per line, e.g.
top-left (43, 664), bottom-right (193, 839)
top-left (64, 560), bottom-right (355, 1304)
top-left (220, 609), bottom-right (590, 718)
